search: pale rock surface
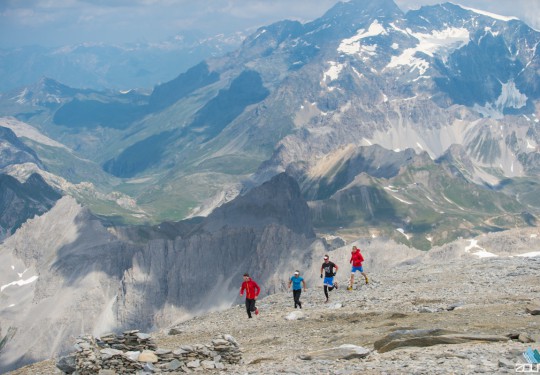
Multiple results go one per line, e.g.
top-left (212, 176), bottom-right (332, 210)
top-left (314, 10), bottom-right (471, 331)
top-left (7, 246), bottom-right (540, 374)
top-left (3, 221), bottom-right (539, 374)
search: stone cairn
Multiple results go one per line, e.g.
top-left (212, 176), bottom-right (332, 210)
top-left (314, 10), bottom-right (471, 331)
top-left (56, 330), bottom-right (242, 374)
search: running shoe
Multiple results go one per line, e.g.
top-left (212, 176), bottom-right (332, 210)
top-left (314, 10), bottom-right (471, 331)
top-left (365, 277), bottom-right (369, 284)
top-left (255, 308), bottom-right (259, 315)
top-left (334, 281), bottom-right (339, 289)
top-left (347, 286), bottom-right (353, 291)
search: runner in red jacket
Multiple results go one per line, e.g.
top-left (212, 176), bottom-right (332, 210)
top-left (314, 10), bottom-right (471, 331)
top-left (240, 273), bottom-right (260, 318)
top-left (348, 245), bottom-right (369, 290)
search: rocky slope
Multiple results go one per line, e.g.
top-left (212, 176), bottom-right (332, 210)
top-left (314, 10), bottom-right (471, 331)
top-left (6, 228), bottom-right (540, 374)
top-left (0, 173), bottom-right (321, 372)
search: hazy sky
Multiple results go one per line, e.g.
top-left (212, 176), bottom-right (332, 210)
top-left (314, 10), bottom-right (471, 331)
top-left (0, 0), bottom-right (538, 48)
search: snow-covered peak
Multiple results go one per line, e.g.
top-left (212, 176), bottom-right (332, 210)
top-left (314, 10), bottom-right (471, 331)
top-left (455, 4), bottom-right (519, 22)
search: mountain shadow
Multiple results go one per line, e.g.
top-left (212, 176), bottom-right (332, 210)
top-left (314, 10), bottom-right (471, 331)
top-left (103, 70), bottom-right (269, 177)
top-left (148, 62), bottom-right (220, 111)
top-left (0, 173), bottom-right (62, 237)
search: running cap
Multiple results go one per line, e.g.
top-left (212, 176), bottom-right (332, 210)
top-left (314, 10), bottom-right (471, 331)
top-left (294, 270), bottom-right (299, 275)
top-left (323, 255), bottom-right (329, 260)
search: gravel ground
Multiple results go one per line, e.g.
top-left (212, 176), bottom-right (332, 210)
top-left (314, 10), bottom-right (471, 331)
top-left (8, 254), bottom-right (540, 374)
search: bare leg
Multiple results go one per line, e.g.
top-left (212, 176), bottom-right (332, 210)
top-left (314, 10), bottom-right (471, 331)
top-left (362, 272), bottom-right (369, 283)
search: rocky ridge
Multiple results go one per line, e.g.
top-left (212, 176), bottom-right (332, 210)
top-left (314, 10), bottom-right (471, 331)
top-left (8, 228), bottom-right (539, 375)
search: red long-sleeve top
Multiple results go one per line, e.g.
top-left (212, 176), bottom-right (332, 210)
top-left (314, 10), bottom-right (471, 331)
top-left (350, 249), bottom-right (364, 267)
top-left (240, 278), bottom-right (260, 299)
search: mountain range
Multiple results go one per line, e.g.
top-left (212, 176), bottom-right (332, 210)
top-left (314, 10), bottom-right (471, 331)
top-left (0, 0), bottom-right (539, 371)
top-left (1, 0), bottom-right (538, 246)
top-left (0, 31), bottom-right (244, 92)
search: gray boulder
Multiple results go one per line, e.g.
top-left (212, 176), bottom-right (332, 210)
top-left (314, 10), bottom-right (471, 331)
top-left (299, 344), bottom-right (370, 361)
top-left (55, 354), bottom-right (76, 374)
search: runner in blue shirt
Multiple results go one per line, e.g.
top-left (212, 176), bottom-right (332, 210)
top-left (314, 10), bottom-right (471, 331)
top-left (288, 270), bottom-right (307, 308)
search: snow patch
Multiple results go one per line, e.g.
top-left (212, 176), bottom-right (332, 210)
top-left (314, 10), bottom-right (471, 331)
top-left (386, 27), bottom-right (469, 74)
top-left (390, 194), bottom-right (413, 205)
top-left (338, 20), bottom-right (386, 55)
top-left (464, 239), bottom-right (481, 253)
top-left (362, 138), bottom-right (373, 146)
top-left (323, 61), bottom-right (344, 82)
top-left (396, 228), bottom-right (411, 240)
top-left (17, 269), bottom-right (28, 278)
top-left (442, 194), bottom-right (465, 211)
top-left (472, 250), bottom-right (498, 258)
top-left (458, 5), bottom-right (519, 22)
top-left (516, 251), bottom-right (540, 258)
top-left (464, 239), bottom-right (497, 257)
top-left (253, 29), bottom-right (267, 40)
top-left (483, 27), bottom-right (500, 38)
top-left (352, 67), bottom-right (363, 79)
top-left (1, 275), bottom-right (38, 292)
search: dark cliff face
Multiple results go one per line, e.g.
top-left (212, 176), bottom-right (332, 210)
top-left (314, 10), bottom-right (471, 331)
top-left (200, 173), bottom-right (314, 237)
top-left (0, 173), bottom-right (61, 238)
top-left (114, 173), bottom-right (316, 328)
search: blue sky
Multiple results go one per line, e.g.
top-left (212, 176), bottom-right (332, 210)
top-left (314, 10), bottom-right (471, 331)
top-left (0, 0), bottom-right (538, 48)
